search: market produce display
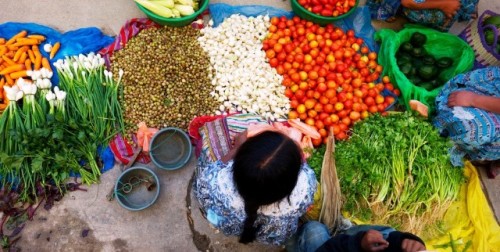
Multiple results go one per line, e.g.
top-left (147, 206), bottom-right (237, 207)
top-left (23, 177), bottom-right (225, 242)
top-left (111, 26), bottom-right (218, 134)
top-left (135, 0), bottom-right (200, 18)
top-left (1, 2), bottom-right (499, 250)
top-left (198, 15), bottom-right (289, 120)
top-left (263, 16), bottom-right (397, 144)
top-left (0, 31), bottom-right (60, 111)
top-left (309, 112), bottom-right (464, 238)
top-left (397, 32), bottom-right (454, 91)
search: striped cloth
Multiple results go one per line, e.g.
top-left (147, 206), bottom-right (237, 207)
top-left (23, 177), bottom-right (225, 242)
top-left (198, 114), bottom-right (268, 162)
top-left (433, 67), bottom-right (500, 166)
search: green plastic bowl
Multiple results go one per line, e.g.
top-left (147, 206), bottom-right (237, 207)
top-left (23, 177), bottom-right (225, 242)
top-left (115, 166), bottom-right (160, 211)
top-left (291, 0), bottom-right (359, 25)
top-left (136, 0), bottom-right (209, 27)
top-left (149, 127), bottom-right (192, 170)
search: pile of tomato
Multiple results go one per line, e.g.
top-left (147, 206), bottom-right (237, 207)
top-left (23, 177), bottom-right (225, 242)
top-left (263, 16), bottom-right (400, 145)
top-left (297, 0), bottom-right (357, 17)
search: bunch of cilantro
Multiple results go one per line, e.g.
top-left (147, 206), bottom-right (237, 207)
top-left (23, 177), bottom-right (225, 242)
top-left (309, 111), bottom-right (464, 236)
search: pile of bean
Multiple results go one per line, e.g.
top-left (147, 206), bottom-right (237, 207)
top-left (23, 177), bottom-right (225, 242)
top-left (111, 26), bottom-right (218, 134)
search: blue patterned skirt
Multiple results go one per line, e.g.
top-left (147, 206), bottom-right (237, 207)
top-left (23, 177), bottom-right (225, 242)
top-left (433, 67), bottom-right (500, 166)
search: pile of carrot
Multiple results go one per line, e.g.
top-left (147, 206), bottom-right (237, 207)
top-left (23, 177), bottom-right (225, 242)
top-left (0, 30), bottom-right (60, 111)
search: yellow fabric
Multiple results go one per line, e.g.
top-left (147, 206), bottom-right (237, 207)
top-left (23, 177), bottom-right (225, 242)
top-left (425, 161), bottom-right (500, 252)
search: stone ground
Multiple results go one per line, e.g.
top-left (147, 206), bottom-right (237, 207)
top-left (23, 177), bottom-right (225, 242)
top-left (0, 0), bottom-right (499, 251)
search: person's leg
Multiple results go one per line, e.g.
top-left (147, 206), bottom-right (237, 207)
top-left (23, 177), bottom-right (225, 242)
top-left (286, 221), bottom-right (330, 252)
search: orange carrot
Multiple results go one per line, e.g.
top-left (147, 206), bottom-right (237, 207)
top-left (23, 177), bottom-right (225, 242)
top-left (6, 45), bottom-right (18, 51)
top-left (13, 46), bottom-right (29, 62)
top-left (27, 35), bottom-right (46, 41)
top-left (32, 44), bottom-right (40, 53)
top-left (18, 52), bottom-right (28, 64)
top-left (41, 58), bottom-right (51, 71)
top-left (0, 38), bottom-right (5, 45)
top-left (5, 30), bottom-right (27, 45)
top-left (0, 77), bottom-right (4, 87)
top-left (25, 59), bottom-right (32, 71)
top-left (10, 70), bottom-right (27, 79)
top-left (0, 64), bottom-right (25, 75)
top-left (5, 74), bottom-right (14, 85)
top-left (0, 104), bottom-right (7, 110)
top-left (12, 38), bottom-right (40, 47)
top-left (6, 52), bottom-right (15, 59)
top-left (27, 49), bottom-right (36, 63)
top-left (0, 46), bottom-right (6, 56)
top-left (1, 55), bottom-right (17, 66)
top-left (34, 52), bottom-right (42, 70)
top-left (50, 42), bottom-right (60, 59)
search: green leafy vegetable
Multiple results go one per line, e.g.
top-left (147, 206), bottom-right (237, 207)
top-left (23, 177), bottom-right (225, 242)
top-left (329, 111), bottom-right (463, 238)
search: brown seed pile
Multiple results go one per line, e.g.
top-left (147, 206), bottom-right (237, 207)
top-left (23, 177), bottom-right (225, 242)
top-left (111, 26), bottom-right (218, 135)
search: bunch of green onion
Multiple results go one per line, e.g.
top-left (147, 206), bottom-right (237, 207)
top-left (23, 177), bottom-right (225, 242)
top-left (53, 53), bottom-right (125, 147)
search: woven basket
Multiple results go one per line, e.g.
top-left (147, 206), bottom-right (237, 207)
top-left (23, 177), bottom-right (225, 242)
top-left (459, 10), bottom-right (500, 69)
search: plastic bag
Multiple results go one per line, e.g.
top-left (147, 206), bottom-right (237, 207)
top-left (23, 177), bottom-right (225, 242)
top-left (0, 22), bottom-right (114, 84)
top-left (375, 25), bottom-right (474, 112)
top-left (425, 162), bottom-right (500, 251)
top-left (209, 3), bottom-right (294, 27)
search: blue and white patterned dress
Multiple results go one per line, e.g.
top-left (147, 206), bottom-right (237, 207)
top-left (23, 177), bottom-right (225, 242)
top-left (193, 150), bottom-right (317, 245)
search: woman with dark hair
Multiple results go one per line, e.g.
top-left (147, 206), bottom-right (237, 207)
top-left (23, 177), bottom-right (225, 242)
top-left (233, 131), bottom-right (303, 244)
top-left (194, 114), bottom-right (317, 245)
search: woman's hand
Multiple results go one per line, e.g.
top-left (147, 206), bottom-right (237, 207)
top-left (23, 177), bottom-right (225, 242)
top-left (361, 230), bottom-right (389, 252)
top-left (401, 238), bottom-right (426, 252)
top-left (448, 91), bottom-right (478, 107)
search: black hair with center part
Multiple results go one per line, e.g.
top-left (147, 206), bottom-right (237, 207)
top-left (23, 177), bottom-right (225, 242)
top-left (232, 131), bottom-right (302, 244)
